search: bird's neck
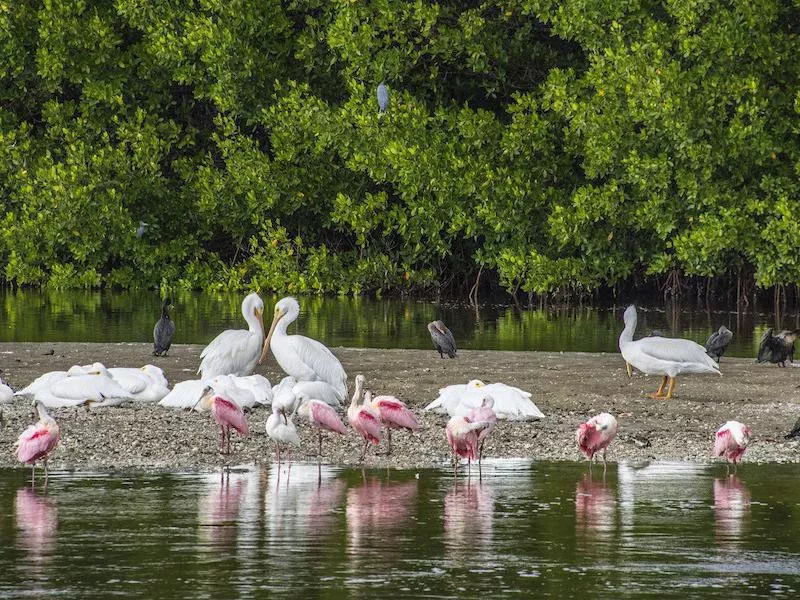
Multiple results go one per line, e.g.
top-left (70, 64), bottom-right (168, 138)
top-left (244, 311), bottom-right (262, 335)
top-left (619, 314), bottom-right (636, 346)
top-left (350, 380), bottom-right (364, 408)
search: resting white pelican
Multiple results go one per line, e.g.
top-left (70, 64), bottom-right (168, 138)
top-left (34, 371), bottom-right (133, 408)
top-left (198, 292), bottom-right (265, 379)
top-left (425, 380), bottom-right (544, 420)
top-left (619, 305), bottom-right (721, 398)
top-left (15, 371), bottom-right (69, 398)
top-left (258, 297), bottom-right (347, 402)
top-left (158, 374), bottom-right (268, 410)
top-left (107, 365), bottom-right (170, 402)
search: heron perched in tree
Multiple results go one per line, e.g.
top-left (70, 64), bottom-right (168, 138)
top-left (153, 298), bottom-right (175, 357)
top-left (705, 325), bottom-right (733, 362)
top-left (377, 82), bottom-right (389, 114)
top-left (757, 328), bottom-right (798, 366)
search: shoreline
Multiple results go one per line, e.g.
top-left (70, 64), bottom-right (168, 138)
top-left (0, 342), bottom-right (798, 470)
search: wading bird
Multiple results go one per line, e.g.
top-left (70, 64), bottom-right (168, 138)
top-left (705, 326), bottom-right (733, 362)
top-left (17, 400), bottom-right (60, 486)
top-left (428, 320), bottom-right (457, 359)
top-left (714, 421), bottom-right (752, 474)
top-left (366, 389), bottom-right (420, 455)
top-left (297, 399), bottom-right (347, 460)
top-left (425, 379), bottom-right (544, 420)
top-left (266, 404), bottom-right (300, 465)
top-left (377, 82), bottom-right (389, 114)
top-left (258, 297), bottom-right (347, 402)
top-left (194, 386), bottom-right (249, 454)
top-left (445, 415), bottom-right (490, 478)
top-left (576, 412), bottom-right (618, 471)
top-left (757, 328), bottom-right (798, 366)
top-left (466, 397), bottom-right (497, 469)
top-left (347, 375), bottom-right (382, 461)
top-left (198, 292), bottom-right (264, 379)
top-left (619, 305), bottom-right (720, 399)
top-left (153, 298), bottom-right (175, 357)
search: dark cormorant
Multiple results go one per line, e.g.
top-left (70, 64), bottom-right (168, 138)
top-left (153, 298), bottom-right (175, 357)
top-left (705, 325), bottom-right (733, 362)
top-left (428, 320), bottom-right (457, 359)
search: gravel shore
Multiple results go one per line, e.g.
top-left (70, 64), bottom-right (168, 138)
top-left (0, 342), bottom-right (798, 471)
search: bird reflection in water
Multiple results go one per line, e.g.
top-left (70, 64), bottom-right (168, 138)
top-left (713, 476), bottom-right (750, 548)
top-left (443, 481), bottom-right (495, 560)
top-left (575, 473), bottom-right (617, 547)
top-left (15, 487), bottom-right (58, 581)
top-left (197, 468), bottom-right (252, 550)
top-left (346, 478), bottom-right (419, 554)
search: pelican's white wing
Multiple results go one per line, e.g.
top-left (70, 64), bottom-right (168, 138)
top-left (277, 335), bottom-right (348, 400)
top-left (235, 374), bottom-right (273, 406)
top-left (34, 374), bottom-right (133, 408)
top-left (159, 379), bottom-right (207, 410)
top-left (634, 337), bottom-right (721, 374)
top-left (293, 380), bottom-right (342, 409)
top-left (209, 375), bottom-right (257, 410)
top-left (482, 383), bottom-right (544, 420)
top-left (424, 384), bottom-right (468, 414)
top-left (107, 368), bottom-right (149, 395)
top-left (198, 330), bottom-right (262, 379)
top-left (15, 371), bottom-right (68, 397)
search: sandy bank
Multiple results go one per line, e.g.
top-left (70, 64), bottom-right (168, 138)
top-left (0, 342), bottom-right (798, 470)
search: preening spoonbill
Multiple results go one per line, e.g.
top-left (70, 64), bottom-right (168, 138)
top-left (366, 390), bottom-right (420, 455)
top-left (466, 397), bottom-right (496, 468)
top-left (297, 399), bottom-right (347, 459)
top-left (619, 305), bottom-right (720, 398)
top-left (428, 320), bottom-right (457, 359)
top-left (17, 400), bottom-right (60, 486)
top-left (576, 412), bottom-right (618, 471)
top-left (198, 292), bottom-right (264, 379)
top-left (153, 298), bottom-right (175, 356)
top-left (347, 375), bottom-right (382, 462)
top-left (266, 404), bottom-right (300, 465)
top-left (259, 297), bottom-right (347, 402)
top-left (714, 421), bottom-right (752, 474)
top-left (195, 386), bottom-right (249, 454)
top-left (445, 415), bottom-right (489, 478)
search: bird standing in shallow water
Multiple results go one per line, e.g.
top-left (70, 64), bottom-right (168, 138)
top-left (194, 386), bottom-right (249, 454)
top-left (366, 390), bottom-right (420, 455)
top-left (198, 292), bottom-right (264, 379)
top-left (576, 413), bottom-right (618, 472)
top-left (428, 320), bottom-right (457, 359)
top-left (466, 397), bottom-right (497, 471)
top-left (17, 400), bottom-right (60, 487)
top-left (297, 399), bottom-right (347, 460)
top-left (266, 404), bottom-right (300, 465)
top-left (714, 421), bottom-right (752, 474)
top-left (445, 415), bottom-right (489, 479)
top-left (347, 375), bottom-right (382, 462)
top-left (153, 298), bottom-right (175, 357)
top-left (705, 325), bottom-right (733, 363)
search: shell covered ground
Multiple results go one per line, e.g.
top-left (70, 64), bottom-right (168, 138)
top-left (0, 342), bottom-right (798, 471)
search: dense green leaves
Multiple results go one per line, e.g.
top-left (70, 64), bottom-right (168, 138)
top-left (0, 0), bottom-right (797, 294)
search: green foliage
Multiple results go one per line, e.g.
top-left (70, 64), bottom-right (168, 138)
top-left (0, 0), bottom-right (797, 293)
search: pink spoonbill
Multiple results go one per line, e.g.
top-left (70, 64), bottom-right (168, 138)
top-left (266, 404), bottom-right (301, 465)
top-left (445, 415), bottom-right (490, 478)
top-left (194, 386), bottom-right (249, 454)
top-left (366, 390), bottom-right (420, 455)
top-left (16, 400), bottom-right (61, 487)
top-left (576, 412), bottom-right (619, 472)
top-left (347, 375), bottom-right (382, 462)
top-left (714, 420), bottom-right (752, 474)
top-left (466, 396), bottom-right (497, 470)
top-left (297, 399), bottom-right (347, 460)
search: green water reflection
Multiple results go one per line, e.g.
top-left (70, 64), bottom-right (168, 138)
top-left (1, 462), bottom-right (798, 598)
top-left (0, 289), bottom-right (797, 357)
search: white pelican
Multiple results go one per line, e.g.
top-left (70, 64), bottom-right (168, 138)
top-left (258, 297), bottom-right (347, 401)
top-left (15, 371), bottom-right (69, 397)
top-left (232, 374), bottom-right (273, 407)
top-left (107, 365), bottom-right (170, 402)
top-left (34, 371), bottom-right (133, 408)
top-left (198, 292), bottom-right (265, 379)
top-left (158, 375), bottom-right (266, 411)
top-left (158, 379), bottom-right (208, 410)
top-left (619, 305), bottom-right (720, 398)
top-left (0, 377), bottom-right (13, 403)
top-left (425, 380), bottom-right (544, 420)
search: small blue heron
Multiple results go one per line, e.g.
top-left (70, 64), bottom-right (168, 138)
top-left (136, 221), bottom-right (149, 237)
top-left (377, 82), bottom-right (389, 114)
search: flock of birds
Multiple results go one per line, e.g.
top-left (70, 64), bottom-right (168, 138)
top-left (5, 295), bottom-right (799, 486)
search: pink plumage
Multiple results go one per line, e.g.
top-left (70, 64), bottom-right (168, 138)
top-left (446, 416), bottom-right (480, 460)
top-left (17, 407), bottom-right (60, 466)
top-left (349, 405), bottom-right (383, 445)
top-left (370, 395), bottom-right (420, 431)
top-left (309, 399), bottom-right (347, 435)
top-left (466, 402), bottom-right (496, 446)
top-left (212, 396), bottom-right (249, 436)
top-left (714, 421), bottom-right (751, 465)
top-left (576, 412), bottom-right (618, 461)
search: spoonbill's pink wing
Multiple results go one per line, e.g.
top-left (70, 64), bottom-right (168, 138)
top-left (372, 396), bottom-right (420, 430)
top-left (356, 408), bottom-right (383, 444)
top-left (213, 397), bottom-right (249, 436)
top-left (17, 424), bottom-right (59, 464)
top-left (311, 401), bottom-right (347, 435)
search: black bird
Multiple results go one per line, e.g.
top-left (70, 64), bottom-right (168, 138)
top-left (756, 328), bottom-right (798, 367)
top-left (785, 416), bottom-right (800, 439)
top-left (153, 298), bottom-right (175, 357)
top-left (428, 320), bottom-right (457, 359)
top-left (705, 325), bottom-right (733, 362)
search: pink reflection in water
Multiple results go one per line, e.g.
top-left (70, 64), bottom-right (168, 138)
top-left (444, 482), bottom-right (494, 557)
top-left (575, 474), bottom-right (616, 543)
top-left (198, 470), bottom-right (248, 549)
top-left (15, 487), bottom-right (58, 577)
top-left (346, 478), bottom-right (418, 552)
top-left (713, 476), bottom-right (750, 546)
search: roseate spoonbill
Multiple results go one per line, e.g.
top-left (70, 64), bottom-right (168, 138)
top-left (366, 390), bottom-right (420, 455)
top-left (757, 328), bottom-right (797, 366)
top-left (153, 298), bottom-right (175, 356)
top-left (266, 404), bottom-right (300, 465)
top-left (17, 400), bottom-right (60, 486)
top-left (347, 375), bottom-right (382, 462)
top-left (619, 305), bottom-right (720, 398)
top-left (194, 386), bottom-right (249, 454)
top-left (258, 297), bottom-right (347, 403)
top-left (705, 326), bottom-right (733, 362)
top-left (576, 412), bottom-right (619, 471)
top-left (298, 399), bottom-right (347, 459)
top-left (0, 377), bottom-right (12, 404)
top-left (466, 397), bottom-right (497, 468)
top-left (377, 83), bottom-right (389, 113)
top-left (428, 320), bottom-right (457, 359)
top-left (272, 376), bottom-right (342, 425)
top-left (714, 420), bottom-right (752, 474)
top-left (445, 415), bottom-right (490, 478)
top-left (425, 379), bottom-right (544, 420)
top-left (198, 292), bottom-right (265, 379)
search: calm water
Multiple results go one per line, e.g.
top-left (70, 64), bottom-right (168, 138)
top-left (1, 461), bottom-right (798, 598)
top-left (0, 289), bottom-right (798, 357)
